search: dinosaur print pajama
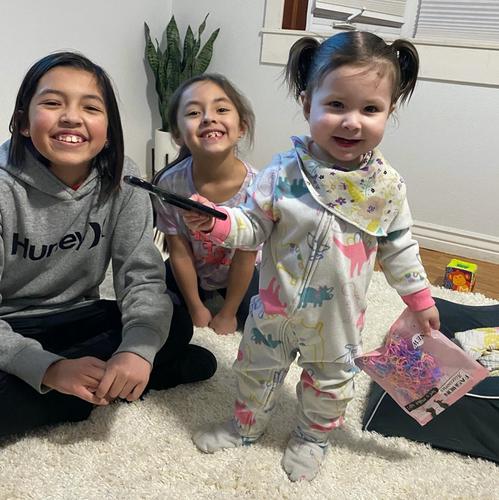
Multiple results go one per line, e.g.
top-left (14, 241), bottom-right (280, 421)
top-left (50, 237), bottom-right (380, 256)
top-left (208, 136), bottom-right (429, 443)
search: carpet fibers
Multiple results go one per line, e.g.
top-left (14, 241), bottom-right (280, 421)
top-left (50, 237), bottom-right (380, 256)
top-left (0, 272), bottom-right (497, 499)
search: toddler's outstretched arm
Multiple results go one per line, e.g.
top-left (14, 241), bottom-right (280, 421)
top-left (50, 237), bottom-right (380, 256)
top-left (185, 172), bottom-right (276, 250)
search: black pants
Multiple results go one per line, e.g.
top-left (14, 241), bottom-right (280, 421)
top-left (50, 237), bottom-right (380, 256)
top-left (0, 299), bottom-right (211, 439)
top-left (165, 259), bottom-right (259, 329)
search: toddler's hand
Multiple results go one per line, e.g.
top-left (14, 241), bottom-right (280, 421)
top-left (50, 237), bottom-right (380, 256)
top-left (183, 194), bottom-right (216, 233)
top-left (413, 305), bottom-right (440, 336)
top-left (209, 312), bottom-right (237, 336)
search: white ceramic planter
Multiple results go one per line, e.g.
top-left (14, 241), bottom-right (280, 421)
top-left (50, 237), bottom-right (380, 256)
top-left (153, 129), bottom-right (180, 176)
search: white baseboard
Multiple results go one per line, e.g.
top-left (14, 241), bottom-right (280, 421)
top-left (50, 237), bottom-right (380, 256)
top-left (156, 220), bottom-right (499, 264)
top-left (412, 221), bottom-right (499, 264)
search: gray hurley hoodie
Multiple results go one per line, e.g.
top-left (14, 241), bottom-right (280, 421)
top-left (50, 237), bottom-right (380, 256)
top-left (0, 140), bottom-right (173, 392)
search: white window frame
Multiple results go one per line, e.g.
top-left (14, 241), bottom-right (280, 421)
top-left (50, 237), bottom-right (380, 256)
top-left (261, 0), bottom-right (499, 86)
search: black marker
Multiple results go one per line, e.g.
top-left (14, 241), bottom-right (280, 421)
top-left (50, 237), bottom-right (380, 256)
top-left (123, 175), bottom-right (227, 220)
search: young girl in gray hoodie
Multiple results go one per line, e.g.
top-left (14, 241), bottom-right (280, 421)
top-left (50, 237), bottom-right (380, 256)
top-left (0, 51), bottom-right (216, 438)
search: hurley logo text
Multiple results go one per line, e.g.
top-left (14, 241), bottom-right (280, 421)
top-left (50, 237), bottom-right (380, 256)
top-left (11, 222), bottom-right (104, 260)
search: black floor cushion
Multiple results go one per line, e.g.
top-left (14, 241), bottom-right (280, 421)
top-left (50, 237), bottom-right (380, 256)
top-left (362, 376), bottom-right (499, 463)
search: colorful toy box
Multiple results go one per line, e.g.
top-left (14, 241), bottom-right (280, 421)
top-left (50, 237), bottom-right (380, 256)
top-left (443, 259), bottom-right (477, 292)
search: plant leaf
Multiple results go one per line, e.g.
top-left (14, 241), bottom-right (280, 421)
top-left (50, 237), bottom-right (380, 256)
top-left (197, 13), bottom-right (209, 39)
top-left (166, 16), bottom-right (181, 92)
top-left (193, 28), bottom-right (220, 74)
top-left (145, 14), bottom-right (220, 132)
top-left (193, 13), bottom-right (209, 56)
top-left (182, 26), bottom-right (195, 76)
top-left (157, 50), bottom-right (168, 126)
top-left (144, 22), bottom-right (159, 75)
top-left (166, 16), bottom-right (181, 55)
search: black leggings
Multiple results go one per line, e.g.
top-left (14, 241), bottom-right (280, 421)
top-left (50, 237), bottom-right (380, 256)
top-left (0, 299), bottom-right (198, 439)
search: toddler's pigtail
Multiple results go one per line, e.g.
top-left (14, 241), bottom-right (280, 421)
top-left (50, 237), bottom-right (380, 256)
top-left (285, 37), bottom-right (320, 100)
top-left (391, 39), bottom-right (419, 105)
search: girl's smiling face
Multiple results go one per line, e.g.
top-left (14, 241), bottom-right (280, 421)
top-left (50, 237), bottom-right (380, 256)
top-left (175, 80), bottom-right (244, 159)
top-left (23, 66), bottom-right (108, 184)
top-left (302, 64), bottom-right (394, 169)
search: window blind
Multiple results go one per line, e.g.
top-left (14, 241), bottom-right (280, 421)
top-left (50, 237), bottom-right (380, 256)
top-left (414, 0), bottom-right (499, 43)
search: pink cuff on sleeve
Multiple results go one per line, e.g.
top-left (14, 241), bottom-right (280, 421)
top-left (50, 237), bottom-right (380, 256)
top-left (401, 288), bottom-right (435, 312)
top-left (210, 208), bottom-right (231, 244)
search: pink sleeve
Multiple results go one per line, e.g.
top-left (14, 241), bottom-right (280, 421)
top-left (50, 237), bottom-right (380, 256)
top-left (209, 208), bottom-right (231, 245)
top-left (401, 288), bottom-right (435, 311)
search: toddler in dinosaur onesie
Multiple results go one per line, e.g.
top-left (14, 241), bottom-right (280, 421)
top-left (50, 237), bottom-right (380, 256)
top-left (183, 31), bottom-right (440, 481)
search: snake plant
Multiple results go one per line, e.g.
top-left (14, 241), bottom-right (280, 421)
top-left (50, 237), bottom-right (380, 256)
top-left (145, 14), bottom-right (220, 132)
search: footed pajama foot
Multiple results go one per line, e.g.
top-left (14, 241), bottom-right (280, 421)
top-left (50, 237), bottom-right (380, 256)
top-left (192, 418), bottom-right (257, 453)
top-left (281, 435), bottom-right (328, 482)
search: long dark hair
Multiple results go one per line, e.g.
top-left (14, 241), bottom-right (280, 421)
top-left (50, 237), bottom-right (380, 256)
top-left (8, 51), bottom-right (124, 194)
top-left (285, 31), bottom-right (419, 107)
top-left (154, 73), bottom-right (255, 180)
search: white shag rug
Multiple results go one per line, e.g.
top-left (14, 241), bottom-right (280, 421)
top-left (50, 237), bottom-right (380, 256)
top-left (0, 272), bottom-right (497, 499)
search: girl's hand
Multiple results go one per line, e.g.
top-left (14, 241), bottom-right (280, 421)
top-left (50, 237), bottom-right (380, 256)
top-left (190, 303), bottom-right (213, 328)
top-left (42, 357), bottom-right (109, 405)
top-left (209, 312), bottom-right (237, 336)
top-left (94, 352), bottom-right (152, 402)
top-left (413, 305), bottom-right (440, 336)
top-left (183, 194), bottom-right (215, 233)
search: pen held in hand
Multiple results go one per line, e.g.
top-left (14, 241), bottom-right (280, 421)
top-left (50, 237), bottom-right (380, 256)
top-left (123, 175), bottom-right (227, 221)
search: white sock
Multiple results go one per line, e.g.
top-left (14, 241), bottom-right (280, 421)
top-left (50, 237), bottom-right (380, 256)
top-left (192, 419), bottom-right (256, 453)
top-left (281, 435), bottom-right (328, 482)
